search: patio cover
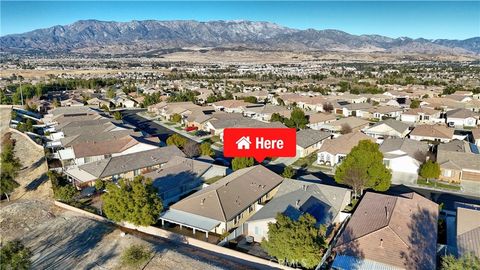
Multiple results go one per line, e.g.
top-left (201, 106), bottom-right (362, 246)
top-left (160, 209), bottom-right (221, 232)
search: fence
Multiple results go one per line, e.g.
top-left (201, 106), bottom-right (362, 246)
top-left (218, 223), bottom-right (246, 246)
top-left (53, 201), bottom-right (294, 270)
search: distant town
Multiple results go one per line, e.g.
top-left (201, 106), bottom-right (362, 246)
top-left (1, 54), bottom-right (479, 270)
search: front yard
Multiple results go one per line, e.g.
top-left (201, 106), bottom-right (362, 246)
top-left (292, 152), bottom-right (318, 168)
top-left (417, 178), bottom-right (462, 191)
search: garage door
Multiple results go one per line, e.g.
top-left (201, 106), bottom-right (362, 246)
top-left (462, 171), bottom-right (480, 182)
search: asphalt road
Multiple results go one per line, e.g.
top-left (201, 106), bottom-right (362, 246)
top-left (121, 109), bottom-right (194, 143)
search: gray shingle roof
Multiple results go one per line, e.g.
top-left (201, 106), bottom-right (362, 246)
top-left (170, 165), bottom-right (284, 222)
top-left (78, 146), bottom-right (185, 178)
top-left (247, 179), bottom-right (350, 224)
top-left (296, 129), bottom-right (332, 148)
top-left (369, 119), bottom-right (410, 134)
top-left (380, 138), bottom-right (429, 161)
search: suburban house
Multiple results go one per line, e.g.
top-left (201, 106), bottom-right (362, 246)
top-left (43, 106), bottom-right (102, 124)
top-left (317, 132), bottom-right (375, 166)
top-left (400, 108), bottom-right (442, 124)
top-left (341, 103), bottom-right (373, 118)
top-left (455, 205), bottom-right (480, 258)
top-left (64, 146), bottom-right (185, 187)
top-left (363, 119), bottom-right (411, 142)
top-left (380, 138), bottom-right (430, 184)
top-left (317, 117), bottom-right (371, 135)
top-left (245, 180), bottom-right (351, 242)
top-left (58, 134), bottom-right (160, 167)
top-left (332, 192), bottom-right (438, 270)
top-left (159, 165), bottom-right (284, 237)
top-left (367, 106), bottom-right (403, 120)
top-left (445, 108), bottom-right (478, 128)
top-left (205, 116), bottom-right (286, 141)
top-left (473, 128), bottom-right (480, 146)
top-left (307, 113), bottom-right (337, 130)
top-left (409, 124), bottom-right (454, 143)
top-left (144, 156), bottom-right (229, 206)
top-left (212, 99), bottom-right (260, 113)
top-left (436, 140), bottom-right (480, 185)
top-left (295, 129), bottom-right (332, 158)
top-left (242, 104), bottom-right (290, 122)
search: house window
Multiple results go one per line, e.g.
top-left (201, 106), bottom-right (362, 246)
top-left (424, 115), bottom-right (430, 120)
top-left (443, 170), bottom-right (452, 177)
top-left (383, 160), bottom-right (390, 168)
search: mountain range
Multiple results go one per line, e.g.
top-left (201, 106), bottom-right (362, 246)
top-left (1, 20), bottom-right (479, 55)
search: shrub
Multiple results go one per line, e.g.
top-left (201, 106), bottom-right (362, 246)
top-left (121, 244), bottom-right (152, 267)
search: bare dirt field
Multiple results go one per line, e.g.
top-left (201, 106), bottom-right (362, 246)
top-left (0, 200), bottom-right (263, 270)
top-left (0, 68), bottom-right (167, 79)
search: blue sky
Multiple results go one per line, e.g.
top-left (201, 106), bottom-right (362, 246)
top-left (1, 1), bottom-right (479, 39)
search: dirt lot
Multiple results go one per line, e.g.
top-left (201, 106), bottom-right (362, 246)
top-left (0, 200), bottom-right (264, 270)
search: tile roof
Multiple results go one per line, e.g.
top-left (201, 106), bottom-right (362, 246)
top-left (209, 117), bottom-right (286, 129)
top-left (410, 125), bottom-right (454, 139)
top-left (456, 207), bottom-right (480, 258)
top-left (403, 107), bottom-right (439, 116)
top-left (72, 135), bottom-right (160, 158)
top-left (308, 113), bottom-right (336, 124)
top-left (170, 165), bottom-right (284, 222)
top-left (334, 192), bottom-right (438, 270)
top-left (319, 132), bottom-right (375, 155)
top-left (437, 140), bottom-right (480, 171)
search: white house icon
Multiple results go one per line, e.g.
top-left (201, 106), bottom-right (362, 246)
top-left (236, 136), bottom-right (252, 150)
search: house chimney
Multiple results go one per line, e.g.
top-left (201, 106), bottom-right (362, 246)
top-left (200, 198), bottom-right (205, 205)
top-left (380, 238), bottom-right (384, 248)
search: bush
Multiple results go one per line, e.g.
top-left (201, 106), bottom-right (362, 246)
top-left (95, 179), bottom-right (106, 191)
top-left (0, 240), bottom-right (32, 270)
top-left (54, 185), bottom-right (78, 203)
top-left (121, 244), bottom-right (152, 267)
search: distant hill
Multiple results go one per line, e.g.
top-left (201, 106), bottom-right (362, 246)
top-left (1, 20), bottom-right (479, 55)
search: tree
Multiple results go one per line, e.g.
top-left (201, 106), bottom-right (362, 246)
top-left (442, 253), bottom-right (480, 270)
top-left (166, 134), bottom-right (187, 148)
top-left (54, 185), bottom-right (78, 203)
top-left (419, 160), bottom-right (440, 183)
top-left (0, 240), bottom-right (32, 270)
top-left (170, 113), bottom-right (182, 123)
top-left (232, 157), bottom-right (254, 171)
top-left (243, 96), bottom-right (257, 103)
top-left (25, 119), bottom-right (34, 132)
top-left (183, 141), bottom-right (200, 157)
top-left (95, 179), bottom-right (106, 191)
top-left (1, 134), bottom-right (21, 201)
top-left (335, 140), bottom-right (391, 198)
top-left (121, 244), bottom-right (152, 267)
top-left (270, 113), bottom-right (284, 123)
top-left (52, 98), bottom-right (60, 108)
top-left (200, 142), bottom-right (214, 157)
top-left (410, 99), bottom-right (421, 109)
top-left (113, 111), bottom-right (122, 120)
top-left (106, 87), bottom-right (116, 99)
top-left (102, 176), bottom-right (163, 226)
top-left (290, 108), bottom-right (309, 129)
top-left (282, 166), bottom-right (295, 178)
top-left (322, 102), bottom-right (334, 113)
top-left (276, 98), bottom-right (285, 106)
top-left (262, 213), bottom-right (327, 269)
top-left (340, 123), bottom-right (352, 134)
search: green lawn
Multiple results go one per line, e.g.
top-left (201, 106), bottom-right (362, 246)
top-left (292, 152), bottom-right (318, 168)
top-left (174, 126), bottom-right (183, 131)
top-left (417, 178), bottom-right (461, 191)
top-left (165, 122), bottom-right (177, 126)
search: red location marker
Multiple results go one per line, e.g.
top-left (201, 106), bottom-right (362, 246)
top-left (223, 128), bottom-right (296, 162)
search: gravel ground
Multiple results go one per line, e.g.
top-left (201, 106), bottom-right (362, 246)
top-left (0, 201), bottom-right (264, 270)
